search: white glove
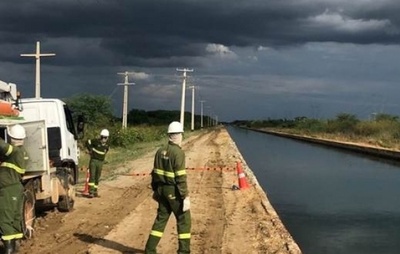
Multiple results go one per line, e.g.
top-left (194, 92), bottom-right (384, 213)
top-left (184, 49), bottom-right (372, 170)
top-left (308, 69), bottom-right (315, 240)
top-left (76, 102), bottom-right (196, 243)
top-left (183, 197), bottom-right (190, 212)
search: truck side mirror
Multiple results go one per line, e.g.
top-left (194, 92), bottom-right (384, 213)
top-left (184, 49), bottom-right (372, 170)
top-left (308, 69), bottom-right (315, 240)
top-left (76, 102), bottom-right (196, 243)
top-left (76, 115), bottom-right (85, 139)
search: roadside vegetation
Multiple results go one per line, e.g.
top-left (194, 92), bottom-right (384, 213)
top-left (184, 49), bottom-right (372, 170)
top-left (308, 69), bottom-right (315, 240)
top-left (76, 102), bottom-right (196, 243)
top-left (64, 94), bottom-right (209, 181)
top-left (235, 113), bottom-right (400, 151)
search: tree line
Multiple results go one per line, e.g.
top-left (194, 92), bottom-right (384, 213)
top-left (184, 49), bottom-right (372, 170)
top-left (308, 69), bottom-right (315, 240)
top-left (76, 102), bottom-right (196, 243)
top-left (64, 94), bottom-right (212, 147)
top-left (234, 113), bottom-right (400, 149)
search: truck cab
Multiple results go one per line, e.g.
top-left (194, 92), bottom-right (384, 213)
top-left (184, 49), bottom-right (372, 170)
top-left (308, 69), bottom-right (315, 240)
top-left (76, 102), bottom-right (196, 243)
top-left (19, 98), bottom-right (82, 183)
top-left (0, 80), bottom-right (84, 239)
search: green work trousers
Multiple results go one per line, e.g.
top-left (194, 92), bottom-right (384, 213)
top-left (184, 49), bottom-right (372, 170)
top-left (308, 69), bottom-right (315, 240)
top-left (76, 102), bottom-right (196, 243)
top-left (88, 159), bottom-right (103, 195)
top-left (0, 183), bottom-right (24, 241)
top-left (145, 185), bottom-right (191, 254)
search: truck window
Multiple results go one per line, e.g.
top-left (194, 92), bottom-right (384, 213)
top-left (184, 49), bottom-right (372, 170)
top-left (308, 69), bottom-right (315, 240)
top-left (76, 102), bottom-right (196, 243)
top-left (0, 127), bottom-right (6, 141)
top-left (63, 105), bottom-right (77, 138)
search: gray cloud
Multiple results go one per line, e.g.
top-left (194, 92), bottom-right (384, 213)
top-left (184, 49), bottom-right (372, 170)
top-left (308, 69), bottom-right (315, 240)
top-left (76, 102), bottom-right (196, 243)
top-left (2, 0), bottom-right (400, 66)
top-left (1, 0), bottom-right (400, 121)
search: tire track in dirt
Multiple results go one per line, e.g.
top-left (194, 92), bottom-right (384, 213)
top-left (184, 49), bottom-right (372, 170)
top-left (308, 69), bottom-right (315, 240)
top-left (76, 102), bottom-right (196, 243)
top-left (187, 128), bottom-right (227, 253)
top-left (19, 184), bottom-right (151, 254)
top-left (88, 128), bottom-right (231, 254)
top-left (18, 152), bottom-right (155, 254)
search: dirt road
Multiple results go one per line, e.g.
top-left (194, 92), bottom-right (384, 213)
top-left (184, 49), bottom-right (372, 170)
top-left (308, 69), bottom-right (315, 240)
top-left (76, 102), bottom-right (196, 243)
top-left (18, 127), bottom-right (301, 254)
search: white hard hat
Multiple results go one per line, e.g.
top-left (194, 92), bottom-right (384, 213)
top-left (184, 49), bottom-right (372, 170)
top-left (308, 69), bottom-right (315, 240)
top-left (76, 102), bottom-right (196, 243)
top-left (8, 124), bottom-right (26, 139)
top-left (167, 121), bottom-right (184, 133)
top-left (100, 129), bottom-right (109, 137)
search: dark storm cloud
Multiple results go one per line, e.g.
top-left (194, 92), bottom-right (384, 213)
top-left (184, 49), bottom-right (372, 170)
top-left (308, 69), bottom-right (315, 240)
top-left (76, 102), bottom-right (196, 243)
top-left (1, 0), bottom-right (400, 67)
top-left (2, 0), bottom-right (400, 121)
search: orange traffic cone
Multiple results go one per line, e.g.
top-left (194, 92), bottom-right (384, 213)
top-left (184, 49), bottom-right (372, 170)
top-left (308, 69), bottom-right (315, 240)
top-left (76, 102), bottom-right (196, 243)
top-left (236, 161), bottom-right (249, 190)
top-left (82, 167), bottom-right (90, 195)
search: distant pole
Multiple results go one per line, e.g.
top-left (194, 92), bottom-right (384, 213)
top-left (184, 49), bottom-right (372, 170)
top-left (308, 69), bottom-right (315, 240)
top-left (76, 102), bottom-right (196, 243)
top-left (370, 112), bottom-right (377, 121)
top-left (21, 41), bottom-right (55, 99)
top-left (117, 72), bottom-right (135, 129)
top-left (205, 106), bottom-right (211, 127)
top-left (189, 86), bottom-right (195, 131)
top-left (200, 100), bottom-right (206, 128)
top-left (177, 68), bottom-right (193, 127)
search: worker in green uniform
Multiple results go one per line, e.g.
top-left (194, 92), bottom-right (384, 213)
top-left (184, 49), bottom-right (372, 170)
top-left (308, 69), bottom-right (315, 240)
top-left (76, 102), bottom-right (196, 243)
top-left (0, 124), bottom-right (29, 254)
top-left (145, 121), bottom-right (191, 254)
top-left (85, 129), bottom-right (110, 198)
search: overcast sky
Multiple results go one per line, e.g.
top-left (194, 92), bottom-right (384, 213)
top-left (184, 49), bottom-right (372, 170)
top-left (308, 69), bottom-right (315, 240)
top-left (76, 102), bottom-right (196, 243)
top-left (1, 0), bottom-right (400, 122)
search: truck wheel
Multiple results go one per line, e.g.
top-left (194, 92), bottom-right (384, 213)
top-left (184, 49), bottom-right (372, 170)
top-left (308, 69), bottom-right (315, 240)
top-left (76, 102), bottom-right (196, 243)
top-left (57, 174), bottom-right (75, 212)
top-left (22, 188), bottom-right (36, 239)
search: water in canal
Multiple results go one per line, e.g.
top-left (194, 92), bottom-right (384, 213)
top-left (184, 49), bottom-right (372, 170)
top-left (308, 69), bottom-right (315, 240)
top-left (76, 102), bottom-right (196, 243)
top-left (227, 126), bottom-right (400, 254)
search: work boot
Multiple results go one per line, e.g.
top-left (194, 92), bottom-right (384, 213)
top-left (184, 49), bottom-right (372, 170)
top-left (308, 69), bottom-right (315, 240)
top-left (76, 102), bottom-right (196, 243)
top-left (87, 193), bottom-right (94, 199)
top-left (3, 240), bottom-right (14, 254)
top-left (94, 192), bottom-right (99, 198)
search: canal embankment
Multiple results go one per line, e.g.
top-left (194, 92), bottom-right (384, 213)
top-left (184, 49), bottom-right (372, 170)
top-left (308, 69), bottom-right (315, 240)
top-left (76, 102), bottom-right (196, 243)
top-left (247, 127), bottom-right (400, 161)
top-left (228, 126), bottom-right (400, 254)
top-left (225, 128), bottom-right (303, 253)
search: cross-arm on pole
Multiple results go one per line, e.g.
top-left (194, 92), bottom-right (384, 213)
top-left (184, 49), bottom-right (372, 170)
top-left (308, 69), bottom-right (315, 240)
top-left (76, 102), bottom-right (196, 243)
top-left (20, 41), bottom-right (56, 99)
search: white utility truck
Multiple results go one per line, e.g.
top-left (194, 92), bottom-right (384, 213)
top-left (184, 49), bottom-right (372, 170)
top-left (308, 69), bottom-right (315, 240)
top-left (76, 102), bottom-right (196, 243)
top-left (0, 80), bottom-right (84, 238)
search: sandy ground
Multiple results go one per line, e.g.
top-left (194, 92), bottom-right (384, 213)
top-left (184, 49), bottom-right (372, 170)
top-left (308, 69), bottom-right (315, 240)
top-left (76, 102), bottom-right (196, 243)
top-left (17, 126), bottom-right (301, 254)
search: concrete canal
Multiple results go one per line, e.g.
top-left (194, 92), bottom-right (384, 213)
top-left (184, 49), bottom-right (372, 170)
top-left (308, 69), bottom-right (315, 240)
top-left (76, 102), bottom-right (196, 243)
top-left (227, 126), bottom-right (400, 254)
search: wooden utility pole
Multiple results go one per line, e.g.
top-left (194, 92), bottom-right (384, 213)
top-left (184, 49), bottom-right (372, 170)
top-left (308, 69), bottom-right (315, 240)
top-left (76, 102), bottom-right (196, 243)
top-left (200, 100), bottom-right (206, 128)
top-left (176, 68), bottom-right (193, 127)
top-left (189, 85), bottom-right (195, 131)
top-left (21, 41), bottom-right (55, 99)
top-left (117, 72), bottom-right (135, 128)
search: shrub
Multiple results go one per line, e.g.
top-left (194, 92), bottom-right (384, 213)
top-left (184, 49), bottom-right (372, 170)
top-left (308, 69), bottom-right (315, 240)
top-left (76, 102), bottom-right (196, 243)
top-left (80, 124), bottom-right (166, 148)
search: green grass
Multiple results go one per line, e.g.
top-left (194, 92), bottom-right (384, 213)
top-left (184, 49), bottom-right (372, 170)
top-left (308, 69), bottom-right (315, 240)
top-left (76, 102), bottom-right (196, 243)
top-left (77, 139), bottom-right (164, 182)
top-left (77, 128), bottom-right (202, 183)
top-left (245, 117), bottom-right (400, 151)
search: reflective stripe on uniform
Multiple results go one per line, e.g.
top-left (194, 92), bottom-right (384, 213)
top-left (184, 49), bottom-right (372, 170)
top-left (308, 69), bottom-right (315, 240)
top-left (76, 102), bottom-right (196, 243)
top-left (92, 148), bottom-right (106, 155)
top-left (154, 168), bottom-right (175, 178)
top-left (175, 169), bottom-right (186, 176)
top-left (0, 162), bottom-right (25, 174)
top-left (5, 145), bottom-right (13, 156)
top-left (88, 183), bottom-right (98, 188)
top-left (2, 233), bottom-right (23, 240)
top-left (150, 230), bottom-right (163, 238)
top-left (178, 233), bottom-right (191, 239)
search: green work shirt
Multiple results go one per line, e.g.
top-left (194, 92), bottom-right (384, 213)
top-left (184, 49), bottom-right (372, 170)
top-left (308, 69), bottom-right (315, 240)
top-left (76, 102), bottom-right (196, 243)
top-left (0, 139), bottom-right (28, 188)
top-left (151, 141), bottom-right (188, 198)
top-left (86, 138), bottom-right (109, 161)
